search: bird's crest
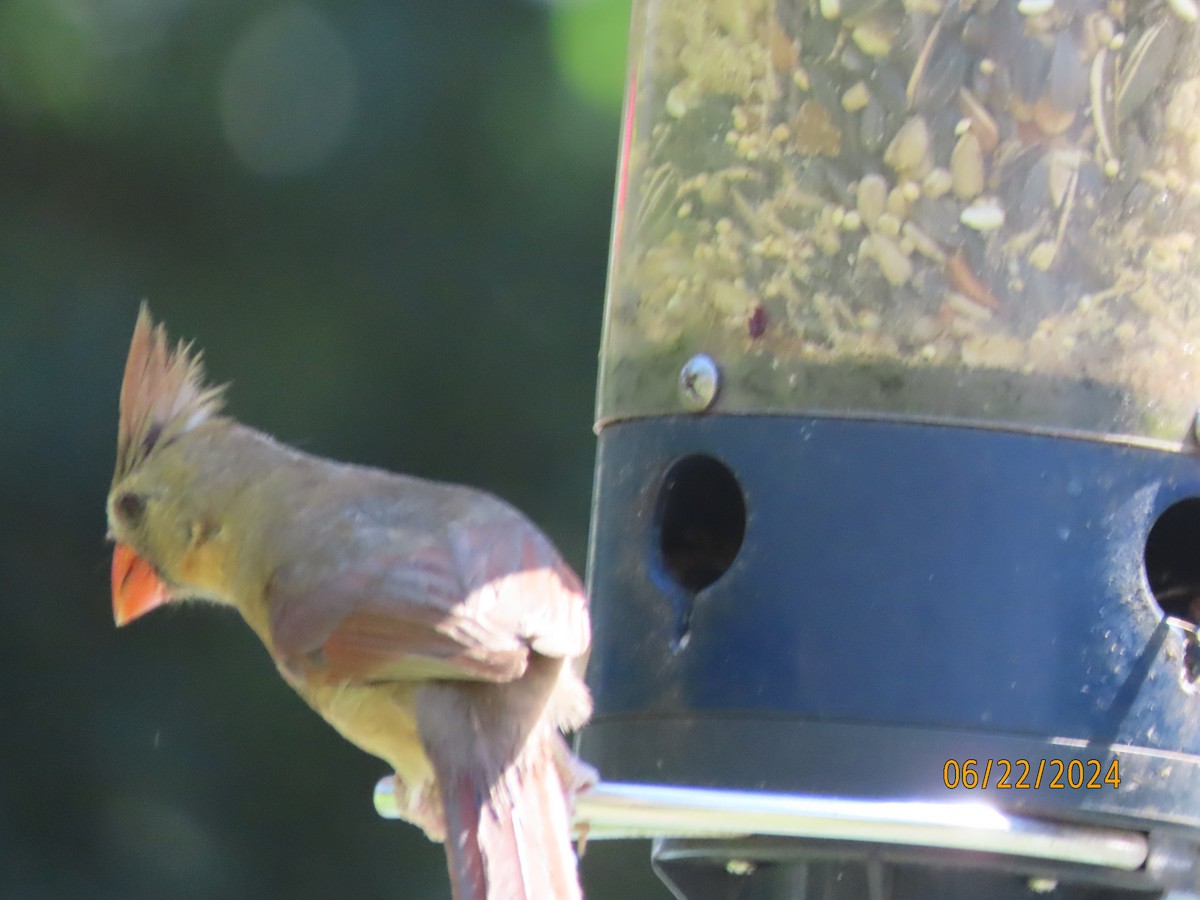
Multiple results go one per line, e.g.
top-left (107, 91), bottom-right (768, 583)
top-left (114, 304), bottom-right (226, 483)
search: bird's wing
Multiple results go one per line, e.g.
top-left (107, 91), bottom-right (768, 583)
top-left (266, 513), bottom-right (589, 686)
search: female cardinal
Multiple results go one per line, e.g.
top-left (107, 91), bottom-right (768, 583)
top-left (106, 307), bottom-right (594, 900)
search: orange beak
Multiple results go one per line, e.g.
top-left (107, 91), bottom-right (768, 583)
top-left (111, 542), bottom-right (169, 626)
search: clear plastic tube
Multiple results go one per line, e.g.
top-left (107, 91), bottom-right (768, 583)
top-left (597, 0), bottom-right (1200, 442)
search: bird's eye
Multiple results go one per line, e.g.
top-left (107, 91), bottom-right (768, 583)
top-left (114, 492), bottom-right (148, 527)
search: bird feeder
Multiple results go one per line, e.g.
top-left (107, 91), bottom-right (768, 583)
top-left (577, 0), bottom-right (1200, 896)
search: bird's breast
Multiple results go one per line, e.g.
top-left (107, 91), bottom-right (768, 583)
top-left (281, 668), bottom-right (436, 790)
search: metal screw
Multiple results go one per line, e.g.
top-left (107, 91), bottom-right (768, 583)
top-left (678, 353), bottom-right (719, 412)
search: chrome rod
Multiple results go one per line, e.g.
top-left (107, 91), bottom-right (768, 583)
top-left (376, 777), bottom-right (1148, 870)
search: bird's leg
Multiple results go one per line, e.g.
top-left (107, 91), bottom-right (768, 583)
top-left (554, 733), bottom-right (598, 854)
top-left (553, 736), bottom-right (598, 800)
top-left (551, 737), bottom-right (598, 857)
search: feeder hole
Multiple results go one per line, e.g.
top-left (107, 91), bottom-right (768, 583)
top-left (655, 454), bottom-right (747, 594)
top-left (1144, 497), bottom-right (1200, 624)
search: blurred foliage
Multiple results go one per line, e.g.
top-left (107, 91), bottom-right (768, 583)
top-left (551, 0), bottom-right (631, 112)
top-left (0, 0), bottom-right (668, 896)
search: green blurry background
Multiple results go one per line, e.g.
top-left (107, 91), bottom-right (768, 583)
top-left (0, 0), bottom-right (670, 895)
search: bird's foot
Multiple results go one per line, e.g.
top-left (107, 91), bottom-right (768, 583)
top-left (554, 740), bottom-right (598, 797)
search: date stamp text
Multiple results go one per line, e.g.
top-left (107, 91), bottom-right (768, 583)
top-left (943, 758), bottom-right (1121, 790)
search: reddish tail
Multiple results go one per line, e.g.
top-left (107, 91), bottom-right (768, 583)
top-left (439, 739), bottom-right (582, 900)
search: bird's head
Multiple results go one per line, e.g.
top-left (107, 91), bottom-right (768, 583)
top-left (107, 306), bottom-right (230, 626)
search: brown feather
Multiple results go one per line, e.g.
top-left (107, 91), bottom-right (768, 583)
top-left (318, 609), bottom-right (531, 683)
top-left (264, 500), bottom-right (589, 690)
top-left (439, 750), bottom-right (581, 900)
top-left (114, 304), bottom-right (226, 483)
top-left (267, 535), bottom-right (535, 685)
top-left (418, 670), bottom-right (585, 900)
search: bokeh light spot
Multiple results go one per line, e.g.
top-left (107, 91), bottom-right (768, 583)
top-left (50, 0), bottom-right (195, 56)
top-left (220, 4), bottom-right (357, 178)
top-left (0, 1), bottom-right (95, 120)
top-left (550, 0), bottom-right (631, 113)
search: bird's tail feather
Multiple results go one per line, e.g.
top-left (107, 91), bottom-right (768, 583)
top-left (440, 739), bottom-right (582, 900)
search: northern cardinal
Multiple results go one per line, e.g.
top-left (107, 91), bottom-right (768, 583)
top-left (106, 307), bottom-right (594, 899)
